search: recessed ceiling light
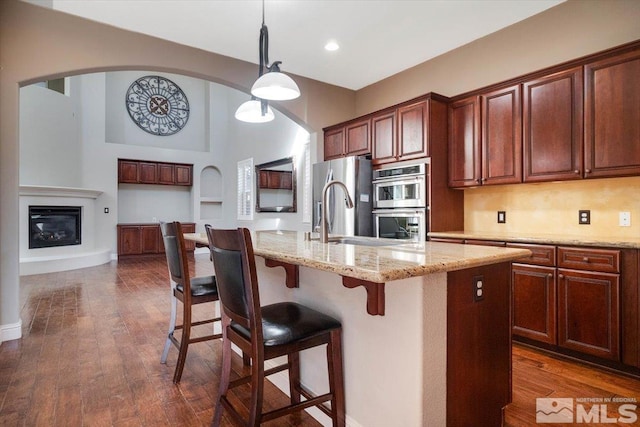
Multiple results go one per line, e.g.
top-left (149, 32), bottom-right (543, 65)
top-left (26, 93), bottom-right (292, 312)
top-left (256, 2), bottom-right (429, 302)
top-left (324, 40), bottom-right (339, 51)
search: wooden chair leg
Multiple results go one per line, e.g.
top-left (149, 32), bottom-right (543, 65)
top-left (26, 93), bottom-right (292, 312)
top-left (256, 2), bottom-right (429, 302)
top-left (327, 329), bottom-right (346, 427)
top-left (161, 292), bottom-right (177, 364)
top-left (288, 351), bottom-right (301, 405)
top-left (248, 352), bottom-right (266, 426)
top-left (173, 305), bottom-right (191, 383)
top-left (212, 318), bottom-right (232, 427)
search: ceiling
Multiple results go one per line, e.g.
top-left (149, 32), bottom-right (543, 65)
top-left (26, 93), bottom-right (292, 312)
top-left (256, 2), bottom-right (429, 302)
top-left (31, 0), bottom-right (564, 90)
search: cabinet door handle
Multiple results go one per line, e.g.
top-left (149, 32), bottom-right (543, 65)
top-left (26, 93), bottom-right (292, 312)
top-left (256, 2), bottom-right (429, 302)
top-left (547, 273), bottom-right (553, 279)
top-left (574, 169), bottom-right (580, 174)
top-left (558, 273), bottom-right (564, 279)
top-left (585, 168), bottom-right (592, 174)
top-left (583, 257), bottom-right (589, 263)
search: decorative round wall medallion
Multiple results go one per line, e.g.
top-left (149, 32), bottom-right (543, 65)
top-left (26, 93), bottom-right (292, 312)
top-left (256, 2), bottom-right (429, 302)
top-left (125, 75), bottom-right (190, 136)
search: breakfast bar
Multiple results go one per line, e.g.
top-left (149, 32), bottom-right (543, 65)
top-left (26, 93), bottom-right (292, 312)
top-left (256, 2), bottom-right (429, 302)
top-left (186, 230), bottom-right (530, 426)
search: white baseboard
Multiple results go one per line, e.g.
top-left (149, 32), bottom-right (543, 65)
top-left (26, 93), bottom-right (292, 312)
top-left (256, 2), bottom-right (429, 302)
top-left (0, 319), bottom-right (22, 343)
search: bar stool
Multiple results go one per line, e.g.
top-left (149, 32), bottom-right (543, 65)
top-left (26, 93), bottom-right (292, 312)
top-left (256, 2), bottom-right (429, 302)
top-left (205, 225), bottom-right (346, 426)
top-left (160, 221), bottom-right (221, 383)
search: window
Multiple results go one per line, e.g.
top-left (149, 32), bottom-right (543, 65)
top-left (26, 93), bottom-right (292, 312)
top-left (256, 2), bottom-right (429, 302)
top-left (237, 158), bottom-right (254, 220)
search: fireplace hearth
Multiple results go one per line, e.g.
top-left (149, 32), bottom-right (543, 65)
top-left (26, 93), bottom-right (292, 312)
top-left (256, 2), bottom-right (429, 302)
top-left (29, 205), bottom-right (81, 249)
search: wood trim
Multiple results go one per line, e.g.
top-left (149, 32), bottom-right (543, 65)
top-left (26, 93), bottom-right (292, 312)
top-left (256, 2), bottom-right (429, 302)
top-left (341, 276), bottom-right (385, 316)
top-left (263, 259), bottom-right (299, 288)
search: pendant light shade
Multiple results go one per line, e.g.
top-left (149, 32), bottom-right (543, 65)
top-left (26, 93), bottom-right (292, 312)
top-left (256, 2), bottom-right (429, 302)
top-left (235, 98), bottom-right (274, 123)
top-left (235, 0), bottom-right (299, 123)
top-left (251, 62), bottom-right (300, 101)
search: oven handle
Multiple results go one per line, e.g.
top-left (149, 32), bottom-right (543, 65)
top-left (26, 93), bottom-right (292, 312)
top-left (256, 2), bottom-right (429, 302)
top-left (372, 175), bottom-right (425, 185)
top-left (373, 208), bottom-right (426, 215)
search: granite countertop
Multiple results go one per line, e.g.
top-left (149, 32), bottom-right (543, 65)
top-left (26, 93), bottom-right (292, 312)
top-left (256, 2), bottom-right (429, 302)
top-left (186, 230), bottom-right (530, 283)
top-left (428, 231), bottom-right (640, 249)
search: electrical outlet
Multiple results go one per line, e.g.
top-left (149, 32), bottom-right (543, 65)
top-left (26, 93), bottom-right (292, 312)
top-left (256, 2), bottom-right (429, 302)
top-left (497, 211), bottom-right (506, 223)
top-left (473, 276), bottom-right (484, 302)
top-left (619, 211), bottom-right (631, 227)
top-left (104, 207), bottom-right (109, 214)
top-left (579, 210), bottom-right (590, 225)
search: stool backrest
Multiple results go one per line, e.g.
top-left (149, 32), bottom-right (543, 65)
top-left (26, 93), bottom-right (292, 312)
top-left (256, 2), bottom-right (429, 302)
top-left (205, 226), bottom-right (261, 333)
top-left (160, 221), bottom-right (192, 300)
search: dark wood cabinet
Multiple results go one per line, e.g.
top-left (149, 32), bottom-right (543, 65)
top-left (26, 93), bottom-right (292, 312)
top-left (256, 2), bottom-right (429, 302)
top-left (371, 109), bottom-right (396, 165)
top-left (323, 127), bottom-right (345, 160)
top-left (523, 67), bottom-right (583, 182)
top-left (175, 164), bottom-right (193, 186)
top-left (139, 162), bottom-right (158, 184)
top-left (448, 41), bottom-right (640, 187)
top-left (324, 94), bottom-right (447, 166)
top-left (118, 160), bottom-right (139, 183)
top-left (372, 97), bottom-right (438, 166)
top-left (258, 170), bottom-right (292, 190)
top-left (158, 163), bottom-right (175, 184)
top-left (118, 223), bottom-right (196, 256)
top-left (584, 49), bottom-right (640, 179)
top-left (117, 225), bottom-right (142, 256)
top-left (345, 118), bottom-right (370, 156)
top-left (512, 263), bottom-right (557, 345)
top-left (557, 268), bottom-right (620, 361)
top-left (448, 96), bottom-right (481, 187)
top-left (140, 225), bottom-right (159, 254)
top-left (396, 100), bottom-right (429, 161)
top-left (117, 159), bottom-right (192, 186)
top-left (481, 84), bottom-right (522, 186)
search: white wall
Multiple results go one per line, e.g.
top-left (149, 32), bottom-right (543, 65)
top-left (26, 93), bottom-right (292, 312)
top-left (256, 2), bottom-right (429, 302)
top-left (19, 85), bottom-right (82, 187)
top-left (105, 71), bottom-right (209, 152)
top-left (19, 71), bottom-right (312, 260)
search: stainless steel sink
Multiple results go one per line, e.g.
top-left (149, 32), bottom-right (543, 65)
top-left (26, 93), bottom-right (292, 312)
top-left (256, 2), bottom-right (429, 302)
top-left (327, 236), bottom-right (405, 247)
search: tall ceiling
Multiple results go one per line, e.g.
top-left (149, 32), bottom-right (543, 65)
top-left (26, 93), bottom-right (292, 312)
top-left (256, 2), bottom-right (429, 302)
top-left (28, 0), bottom-right (564, 90)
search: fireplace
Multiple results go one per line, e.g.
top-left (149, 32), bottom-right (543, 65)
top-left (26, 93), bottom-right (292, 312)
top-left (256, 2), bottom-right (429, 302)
top-left (29, 205), bottom-right (81, 249)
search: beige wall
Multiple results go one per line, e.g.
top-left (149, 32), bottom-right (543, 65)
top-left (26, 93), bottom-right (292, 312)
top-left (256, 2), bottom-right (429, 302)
top-left (464, 177), bottom-right (640, 238)
top-left (356, 0), bottom-right (640, 114)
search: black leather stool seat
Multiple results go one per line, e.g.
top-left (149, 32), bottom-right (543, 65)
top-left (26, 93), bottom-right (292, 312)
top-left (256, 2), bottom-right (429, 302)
top-left (231, 302), bottom-right (342, 346)
top-left (176, 275), bottom-right (218, 297)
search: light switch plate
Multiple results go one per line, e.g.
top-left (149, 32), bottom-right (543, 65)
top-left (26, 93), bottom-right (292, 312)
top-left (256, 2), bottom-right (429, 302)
top-left (497, 211), bottom-right (506, 224)
top-left (619, 211), bottom-right (631, 227)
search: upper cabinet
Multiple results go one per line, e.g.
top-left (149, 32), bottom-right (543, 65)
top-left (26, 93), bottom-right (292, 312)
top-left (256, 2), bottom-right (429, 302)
top-left (449, 41), bottom-right (640, 187)
top-left (448, 85), bottom-right (521, 188)
top-left (372, 98), bottom-right (435, 166)
top-left (482, 85), bottom-right (522, 185)
top-left (345, 118), bottom-right (371, 156)
top-left (323, 118), bottom-right (370, 160)
top-left (371, 109), bottom-right (396, 164)
top-left (448, 96), bottom-right (481, 187)
top-left (584, 49), bottom-right (640, 178)
top-left (323, 94), bottom-right (447, 165)
top-left (523, 67), bottom-right (583, 182)
top-left (118, 158), bottom-right (193, 186)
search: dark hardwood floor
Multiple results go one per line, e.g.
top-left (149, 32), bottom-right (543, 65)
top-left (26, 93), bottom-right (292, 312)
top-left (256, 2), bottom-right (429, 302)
top-left (0, 254), bottom-right (638, 426)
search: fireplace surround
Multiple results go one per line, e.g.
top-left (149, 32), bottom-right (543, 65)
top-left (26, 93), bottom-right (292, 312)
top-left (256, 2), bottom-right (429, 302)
top-left (29, 205), bottom-right (81, 249)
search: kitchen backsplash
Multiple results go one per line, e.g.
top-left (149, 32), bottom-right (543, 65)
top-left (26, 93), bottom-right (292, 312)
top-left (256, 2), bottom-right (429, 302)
top-left (464, 176), bottom-right (640, 239)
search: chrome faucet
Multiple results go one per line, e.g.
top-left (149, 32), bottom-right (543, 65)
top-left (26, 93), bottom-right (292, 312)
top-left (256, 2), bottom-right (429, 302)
top-left (320, 180), bottom-right (354, 243)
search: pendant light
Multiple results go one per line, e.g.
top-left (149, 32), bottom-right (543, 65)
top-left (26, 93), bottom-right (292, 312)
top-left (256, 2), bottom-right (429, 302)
top-left (250, 0), bottom-right (300, 101)
top-left (235, 97), bottom-right (275, 123)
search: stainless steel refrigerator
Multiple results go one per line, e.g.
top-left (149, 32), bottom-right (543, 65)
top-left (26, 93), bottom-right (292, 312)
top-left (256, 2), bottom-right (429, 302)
top-left (312, 156), bottom-right (372, 237)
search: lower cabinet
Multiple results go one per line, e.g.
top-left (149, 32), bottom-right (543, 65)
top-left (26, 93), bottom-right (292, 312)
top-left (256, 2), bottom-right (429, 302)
top-left (118, 223), bottom-right (195, 256)
top-left (557, 268), bottom-right (620, 361)
top-left (512, 263), bottom-right (557, 345)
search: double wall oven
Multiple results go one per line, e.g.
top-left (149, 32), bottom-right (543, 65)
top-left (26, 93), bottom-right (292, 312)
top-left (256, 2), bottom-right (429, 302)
top-left (372, 161), bottom-right (429, 242)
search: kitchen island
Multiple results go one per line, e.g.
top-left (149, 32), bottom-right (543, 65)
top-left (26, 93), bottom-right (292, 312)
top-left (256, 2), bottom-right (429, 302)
top-left (186, 230), bottom-right (530, 427)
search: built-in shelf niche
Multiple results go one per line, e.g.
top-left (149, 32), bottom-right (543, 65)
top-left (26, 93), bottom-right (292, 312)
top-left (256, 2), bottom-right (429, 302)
top-left (199, 165), bottom-right (222, 220)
